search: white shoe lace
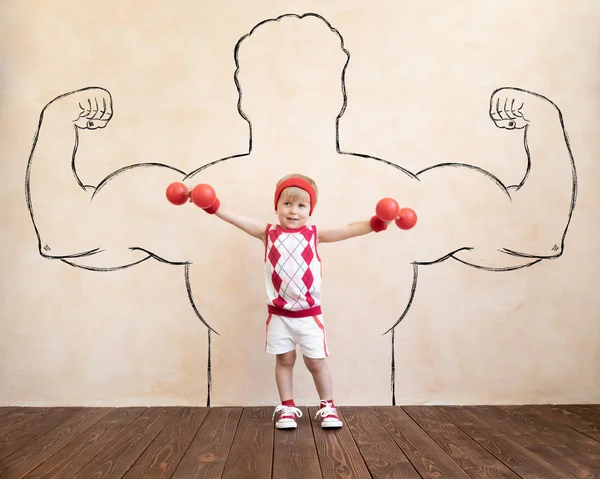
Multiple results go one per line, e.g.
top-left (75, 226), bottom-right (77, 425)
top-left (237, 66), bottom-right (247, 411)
top-left (314, 402), bottom-right (337, 419)
top-left (272, 405), bottom-right (303, 421)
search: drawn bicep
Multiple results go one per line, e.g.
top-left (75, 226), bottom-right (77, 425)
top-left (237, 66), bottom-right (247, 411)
top-left (411, 165), bottom-right (513, 262)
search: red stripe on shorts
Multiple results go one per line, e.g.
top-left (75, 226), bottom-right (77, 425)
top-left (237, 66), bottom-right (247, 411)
top-left (312, 315), bottom-right (329, 357)
top-left (265, 313), bottom-right (272, 351)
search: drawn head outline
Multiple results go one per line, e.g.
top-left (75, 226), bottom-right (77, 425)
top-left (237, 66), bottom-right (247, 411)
top-left (232, 13), bottom-right (351, 129)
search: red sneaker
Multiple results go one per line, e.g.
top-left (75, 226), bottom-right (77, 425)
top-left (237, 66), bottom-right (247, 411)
top-left (315, 400), bottom-right (343, 429)
top-left (273, 405), bottom-right (303, 429)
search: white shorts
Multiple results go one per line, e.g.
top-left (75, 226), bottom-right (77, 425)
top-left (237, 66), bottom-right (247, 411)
top-left (265, 313), bottom-right (329, 358)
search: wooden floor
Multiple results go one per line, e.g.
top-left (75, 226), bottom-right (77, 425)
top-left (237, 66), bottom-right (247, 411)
top-left (0, 405), bottom-right (599, 478)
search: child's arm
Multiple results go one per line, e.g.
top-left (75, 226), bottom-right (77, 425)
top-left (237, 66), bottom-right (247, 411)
top-left (214, 204), bottom-right (266, 241)
top-left (318, 219), bottom-right (385, 244)
top-left (191, 185), bottom-right (266, 241)
top-left (318, 197), bottom-right (415, 243)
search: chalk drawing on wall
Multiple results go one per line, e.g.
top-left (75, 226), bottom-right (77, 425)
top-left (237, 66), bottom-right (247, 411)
top-left (25, 13), bottom-right (577, 406)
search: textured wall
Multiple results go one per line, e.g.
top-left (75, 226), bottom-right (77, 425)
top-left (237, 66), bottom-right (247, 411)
top-left (1, 0), bottom-right (597, 407)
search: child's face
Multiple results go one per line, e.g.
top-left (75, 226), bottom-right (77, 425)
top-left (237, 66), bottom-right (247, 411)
top-left (276, 195), bottom-right (311, 229)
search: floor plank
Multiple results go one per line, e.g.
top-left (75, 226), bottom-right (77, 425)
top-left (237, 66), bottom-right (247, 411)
top-left (25, 407), bottom-right (146, 479)
top-left (0, 408), bottom-right (55, 438)
top-left (0, 407), bottom-right (111, 479)
top-left (70, 407), bottom-right (177, 479)
top-left (0, 407), bottom-right (20, 419)
top-left (374, 406), bottom-right (471, 479)
top-left (123, 407), bottom-right (209, 479)
top-left (502, 405), bottom-right (600, 475)
top-left (403, 406), bottom-right (520, 478)
top-left (309, 406), bottom-right (371, 479)
top-left (0, 408), bottom-right (81, 462)
top-left (545, 405), bottom-right (600, 442)
top-left (173, 407), bottom-right (242, 479)
top-left (342, 406), bottom-right (420, 479)
top-left (468, 405), bottom-right (597, 479)
top-left (439, 406), bottom-right (572, 479)
top-left (273, 406), bottom-right (323, 479)
top-left (565, 404), bottom-right (600, 425)
top-left (221, 406), bottom-right (274, 479)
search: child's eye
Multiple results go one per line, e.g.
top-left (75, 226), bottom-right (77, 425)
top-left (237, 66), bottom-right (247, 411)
top-left (299, 204), bottom-right (306, 208)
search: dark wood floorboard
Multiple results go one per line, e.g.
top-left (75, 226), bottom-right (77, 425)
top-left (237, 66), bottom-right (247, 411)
top-left (221, 406), bottom-right (274, 479)
top-left (342, 406), bottom-right (420, 478)
top-left (0, 408), bottom-right (56, 440)
top-left (502, 405), bottom-right (600, 475)
top-left (0, 408), bottom-right (82, 463)
top-left (0, 407), bottom-right (21, 419)
top-left (373, 406), bottom-right (471, 479)
top-left (123, 407), bottom-right (209, 479)
top-left (0, 404), bottom-right (596, 479)
top-left (308, 406), bottom-right (371, 479)
top-left (404, 406), bottom-right (520, 478)
top-left (438, 406), bottom-right (572, 479)
top-left (0, 407), bottom-right (111, 479)
top-left (172, 407), bottom-right (241, 479)
top-left (545, 405), bottom-right (600, 442)
top-left (24, 407), bottom-right (146, 479)
top-left (67, 407), bottom-right (176, 479)
top-left (273, 406), bottom-right (323, 479)
top-left (467, 405), bottom-right (598, 479)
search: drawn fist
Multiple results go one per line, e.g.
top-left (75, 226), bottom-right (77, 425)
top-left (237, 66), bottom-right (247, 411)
top-left (489, 87), bottom-right (558, 130)
top-left (44, 87), bottom-right (113, 130)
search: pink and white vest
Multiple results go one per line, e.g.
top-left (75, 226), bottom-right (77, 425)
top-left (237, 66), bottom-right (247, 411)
top-left (264, 224), bottom-right (322, 318)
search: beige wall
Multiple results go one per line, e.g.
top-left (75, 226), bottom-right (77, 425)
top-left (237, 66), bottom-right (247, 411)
top-left (1, 0), bottom-right (598, 407)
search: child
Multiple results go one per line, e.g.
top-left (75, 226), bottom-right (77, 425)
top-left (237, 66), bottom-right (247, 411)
top-left (202, 173), bottom-right (390, 429)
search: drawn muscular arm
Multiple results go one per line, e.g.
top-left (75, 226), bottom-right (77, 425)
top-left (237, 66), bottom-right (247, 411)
top-left (25, 87), bottom-right (195, 269)
top-left (416, 88), bottom-right (576, 270)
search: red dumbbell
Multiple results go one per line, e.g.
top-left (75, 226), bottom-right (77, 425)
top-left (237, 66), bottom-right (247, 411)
top-left (375, 197), bottom-right (400, 222)
top-left (165, 182), bottom-right (190, 206)
top-left (371, 197), bottom-right (400, 233)
top-left (395, 208), bottom-right (417, 230)
top-left (190, 184), bottom-right (217, 209)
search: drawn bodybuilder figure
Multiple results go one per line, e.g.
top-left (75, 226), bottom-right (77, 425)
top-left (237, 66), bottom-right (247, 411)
top-left (26, 14), bottom-right (576, 405)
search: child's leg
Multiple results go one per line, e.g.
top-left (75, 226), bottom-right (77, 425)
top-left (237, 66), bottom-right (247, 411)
top-left (304, 355), bottom-right (343, 428)
top-left (275, 350), bottom-right (297, 402)
top-left (303, 356), bottom-right (332, 401)
top-left (273, 350), bottom-right (302, 429)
